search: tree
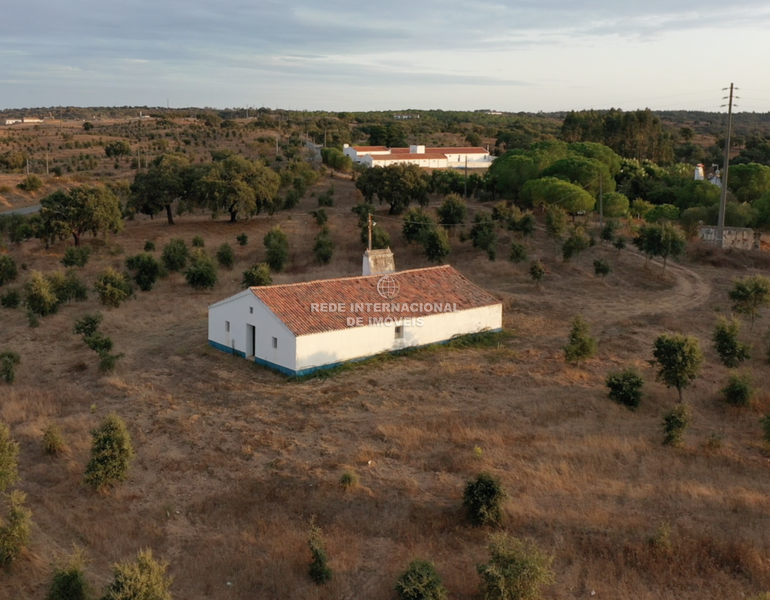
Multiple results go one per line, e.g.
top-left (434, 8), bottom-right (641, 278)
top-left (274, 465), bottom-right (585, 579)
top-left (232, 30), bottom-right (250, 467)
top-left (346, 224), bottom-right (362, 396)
top-left (0, 422), bottom-right (19, 491)
top-left (125, 254), bottom-right (161, 292)
top-left (470, 212), bottom-right (498, 260)
top-left (630, 199), bottom-right (654, 220)
top-left (402, 207), bottom-right (435, 244)
top-left (593, 258), bottom-right (611, 278)
top-left (508, 242), bottom-right (528, 264)
top-left (652, 334), bottom-right (704, 402)
top-left (463, 473), bottom-right (506, 527)
top-left (727, 163), bottom-right (770, 204)
top-left (395, 559), bottom-right (447, 600)
top-left (477, 534), bottom-right (555, 600)
top-left (104, 140), bottom-right (132, 157)
top-left (264, 226), bottom-right (289, 272)
top-left (0, 350), bottom-right (21, 385)
top-left (242, 263), bottom-right (272, 287)
top-left (564, 315), bottom-right (597, 365)
top-left (46, 548), bottom-right (90, 600)
top-left (509, 212), bottom-right (535, 237)
top-left (519, 177), bottom-right (595, 214)
top-left (600, 192), bottom-right (630, 218)
top-left (422, 226), bottom-right (451, 263)
top-left (94, 268), bottom-right (132, 307)
top-left (83, 413), bottom-right (135, 490)
top-left (529, 260), bottom-right (546, 288)
top-left (39, 185), bottom-right (123, 247)
top-left (712, 316), bottom-right (750, 368)
top-left (544, 205), bottom-right (567, 249)
top-left (561, 226), bottom-right (591, 262)
top-left (0, 255), bottom-right (17, 286)
top-left (161, 238), bottom-right (189, 272)
top-left (313, 228), bottom-right (335, 265)
top-left (662, 403), bottom-right (691, 447)
top-left (184, 250), bottom-right (218, 290)
top-left (729, 275), bottom-right (770, 330)
top-left (24, 270), bottom-right (61, 317)
top-left (308, 519), bottom-right (332, 584)
top-left (540, 156), bottom-right (615, 199)
top-left (129, 154), bottom-right (192, 225)
top-left (0, 490), bottom-right (32, 566)
top-left (355, 164), bottom-right (429, 214)
top-left (216, 243), bottom-right (235, 269)
top-left (102, 549), bottom-right (172, 600)
top-left (436, 194), bottom-right (467, 229)
top-left (197, 155), bottom-right (281, 221)
top-left (722, 371), bottom-right (754, 407)
top-left (606, 368), bottom-right (644, 409)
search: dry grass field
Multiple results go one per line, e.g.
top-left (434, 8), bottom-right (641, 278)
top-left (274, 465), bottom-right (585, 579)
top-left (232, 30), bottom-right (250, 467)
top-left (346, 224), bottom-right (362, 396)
top-left (2, 177), bottom-right (770, 599)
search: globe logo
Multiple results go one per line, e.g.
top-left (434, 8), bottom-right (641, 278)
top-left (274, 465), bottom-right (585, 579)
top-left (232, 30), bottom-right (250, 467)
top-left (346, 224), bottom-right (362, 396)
top-left (376, 275), bottom-right (400, 299)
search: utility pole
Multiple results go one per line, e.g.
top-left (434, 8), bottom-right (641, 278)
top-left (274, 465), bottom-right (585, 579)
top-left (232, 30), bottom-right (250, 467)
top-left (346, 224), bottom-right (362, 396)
top-left (368, 213), bottom-right (373, 251)
top-left (599, 176), bottom-right (603, 230)
top-left (717, 83), bottom-right (737, 248)
top-left (45, 151), bottom-right (49, 175)
top-left (26, 159), bottom-right (29, 175)
top-left (464, 156), bottom-right (468, 198)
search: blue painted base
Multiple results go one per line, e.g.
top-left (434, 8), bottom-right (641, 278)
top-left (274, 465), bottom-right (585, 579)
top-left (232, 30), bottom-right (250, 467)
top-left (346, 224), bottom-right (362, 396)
top-left (209, 328), bottom-right (503, 378)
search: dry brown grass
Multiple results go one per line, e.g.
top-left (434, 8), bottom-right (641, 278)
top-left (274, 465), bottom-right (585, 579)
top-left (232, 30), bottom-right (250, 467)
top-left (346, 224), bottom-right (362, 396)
top-left (2, 178), bottom-right (770, 599)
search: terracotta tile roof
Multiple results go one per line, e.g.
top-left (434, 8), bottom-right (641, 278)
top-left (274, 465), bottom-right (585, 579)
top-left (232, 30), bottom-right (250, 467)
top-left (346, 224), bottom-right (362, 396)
top-left (250, 265), bottom-right (500, 337)
top-left (370, 153), bottom-right (448, 161)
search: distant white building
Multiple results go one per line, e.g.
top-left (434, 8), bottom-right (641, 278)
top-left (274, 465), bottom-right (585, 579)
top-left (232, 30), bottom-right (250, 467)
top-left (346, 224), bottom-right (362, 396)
top-left (3, 119), bottom-right (21, 126)
top-left (21, 117), bottom-right (43, 123)
top-left (208, 265), bottom-right (502, 377)
top-left (343, 144), bottom-right (493, 169)
top-left (694, 163), bottom-right (721, 187)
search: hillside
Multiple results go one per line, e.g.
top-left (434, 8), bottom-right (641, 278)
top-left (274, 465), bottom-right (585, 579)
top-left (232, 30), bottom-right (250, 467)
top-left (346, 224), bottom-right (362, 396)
top-left (2, 177), bottom-right (770, 599)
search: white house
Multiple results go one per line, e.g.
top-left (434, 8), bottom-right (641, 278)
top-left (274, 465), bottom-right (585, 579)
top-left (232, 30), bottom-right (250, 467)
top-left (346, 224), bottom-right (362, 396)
top-left (343, 144), bottom-right (493, 169)
top-left (208, 265), bottom-right (503, 376)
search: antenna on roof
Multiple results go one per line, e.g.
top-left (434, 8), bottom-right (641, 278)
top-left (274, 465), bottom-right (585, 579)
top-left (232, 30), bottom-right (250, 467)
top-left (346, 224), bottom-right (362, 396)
top-left (368, 213), bottom-right (374, 251)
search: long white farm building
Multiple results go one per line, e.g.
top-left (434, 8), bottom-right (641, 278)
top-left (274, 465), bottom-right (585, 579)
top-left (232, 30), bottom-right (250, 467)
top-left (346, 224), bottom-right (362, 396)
top-left (208, 265), bottom-right (502, 376)
top-left (343, 144), bottom-right (492, 169)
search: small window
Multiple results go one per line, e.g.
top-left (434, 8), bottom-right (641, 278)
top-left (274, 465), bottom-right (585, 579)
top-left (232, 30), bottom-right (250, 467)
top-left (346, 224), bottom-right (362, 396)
top-left (395, 326), bottom-right (404, 339)
top-left (249, 306), bottom-right (253, 314)
top-left (272, 337), bottom-right (278, 349)
top-left (225, 321), bottom-right (230, 333)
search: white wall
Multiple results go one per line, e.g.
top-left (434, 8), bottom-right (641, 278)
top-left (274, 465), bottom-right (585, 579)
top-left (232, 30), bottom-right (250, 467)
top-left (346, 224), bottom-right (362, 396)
top-left (295, 304), bottom-right (502, 372)
top-left (208, 292), bottom-right (297, 371)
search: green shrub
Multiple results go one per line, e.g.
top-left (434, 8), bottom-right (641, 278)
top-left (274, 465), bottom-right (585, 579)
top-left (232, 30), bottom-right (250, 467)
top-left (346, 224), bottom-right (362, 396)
top-left (184, 250), bottom-right (218, 290)
top-left (94, 268), bottom-right (132, 307)
top-left (236, 233), bottom-right (248, 247)
top-left (613, 236), bottom-right (626, 251)
top-left (0, 490), bottom-right (32, 566)
top-left (143, 240), bottom-right (155, 252)
top-left (308, 519), bottom-right (332, 584)
top-left (712, 316), bottom-right (750, 368)
top-left (242, 263), bottom-right (272, 287)
top-left (161, 238), bottom-right (189, 272)
top-left (83, 413), bottom-right (135, 490)
top-left (761, 414), bottom-right (770, 444)
top-left (508, 242), bottom-right (528, 264)
top-left (61, 247), bottom-right (90, 268)
top-left (264, 226), bottom-right (289, 272)
top-left (564, 315), bottom-right (597, 365)
top-left (73, 312), bottom-right (103, 338)
top-left (191, 235), bottom-right (204, 248)
top-left (605, 368), bottom-right (644, 409)
top-left (339, 470), bottom-right (358, 489)
top-left (48, 270), bottom-right (88, 304)
top-left (653, 334), bottom-right (704, 402)
top-left (42, 424), bottom-right (65, 456)
top-left (45, 547), bottom-right (90, 600)
top-left (722, 371), bottom-right (754, 407)
top-left (0, 350), bottom-right (21, 385)
top-left (0, 255), bottom-right (17, 286)
top-left (477, 534), bottom-right (555, 600)
top-left (529, 260), bottom-right (546, 288)
top-left (562, 227), bottom-right (591, 262)
top-left (1, 288), bottom-right (20, 308)
top-left (422, 226), bottom-right (451, 264)
top-left (27, 310), bottom-right (40, 328)
top-left (395, 559), bottom-right (447, 600)
top-left (313, 228), bottom-right (335, 265)
top-left (216, 243), bottom-right (235, 269)
top-left (317, 186), bottom-right (335, 207)
top-left (17, 174), bottom-right (43, 192)
top-left (102, 548), bottom-right (172, 600)
top-left (125, 253), bottom-right (161, 291)
top-left (310, 208), bottom-right (328, 226)
top-left (98, 352), bottom-right (123, 372)
top-left (463, 473), bottom-right (506, 527)
top-left (593, 258), bottom-right (611, 278)
top-left (84, 333), bottom-right (113, 354)
top-left (663, 403), bottom-right (691, 447)
top-left (0, 422), bottom-right (20, 491)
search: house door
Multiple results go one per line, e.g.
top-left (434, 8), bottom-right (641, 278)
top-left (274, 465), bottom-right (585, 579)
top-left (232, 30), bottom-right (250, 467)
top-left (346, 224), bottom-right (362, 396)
top-left (246, 325), bottom-right (256, 358)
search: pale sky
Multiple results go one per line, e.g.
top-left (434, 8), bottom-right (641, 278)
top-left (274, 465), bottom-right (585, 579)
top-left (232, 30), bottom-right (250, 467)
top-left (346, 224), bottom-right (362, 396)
top-left (2, 1), bottom-right (770, 113)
